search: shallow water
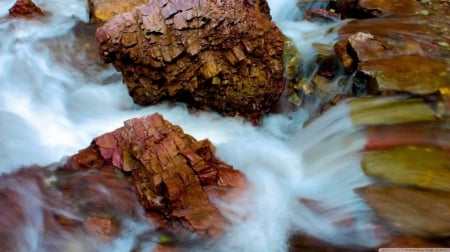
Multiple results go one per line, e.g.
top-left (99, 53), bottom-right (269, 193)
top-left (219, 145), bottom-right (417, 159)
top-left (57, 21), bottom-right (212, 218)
top-left (0, 0), bottom-right (389, 251)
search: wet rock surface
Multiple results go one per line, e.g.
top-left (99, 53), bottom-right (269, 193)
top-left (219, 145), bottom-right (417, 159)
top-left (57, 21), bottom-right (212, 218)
top-left (355, 185), bottom-right (450, 237)
top-left (295, 0), bottom-right (450, 248)
top-left (95, 0), bottom-right (285, 122)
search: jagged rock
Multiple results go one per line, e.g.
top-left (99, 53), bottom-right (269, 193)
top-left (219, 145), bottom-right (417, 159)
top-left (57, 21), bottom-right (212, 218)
top-left (69, 113), bottom-right (246, 237)
top-left (355, 185), bottom-right (450, 237)
top-left (361, 146), bottom-right (450, 192)
top-left (8, 0), bottom-right (44, 18)
top-left (96, 0), bottom-right (285, 122)
top-left (87, 0), bottom-right (148, 23)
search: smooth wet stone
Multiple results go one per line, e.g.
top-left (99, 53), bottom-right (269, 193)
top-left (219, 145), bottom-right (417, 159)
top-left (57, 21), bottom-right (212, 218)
top-left (362, 146), bottom-right (450, 192)
top-left (355, 185), bottom-right (450, 237)
top-left (338, 16), bottom-right (450, 61)
top-left (349, 97), bottom-right (438, 126)
top-left (365, 122), bottom-right (450, 151)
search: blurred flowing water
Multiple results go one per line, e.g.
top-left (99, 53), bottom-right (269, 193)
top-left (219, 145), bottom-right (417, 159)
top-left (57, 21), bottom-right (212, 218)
top-left (0, 0), bottom-right (387, 251)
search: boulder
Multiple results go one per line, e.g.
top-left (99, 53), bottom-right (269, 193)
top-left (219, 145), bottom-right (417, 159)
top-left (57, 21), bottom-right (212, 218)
top-left (96, 0), bottom-right (285, 122)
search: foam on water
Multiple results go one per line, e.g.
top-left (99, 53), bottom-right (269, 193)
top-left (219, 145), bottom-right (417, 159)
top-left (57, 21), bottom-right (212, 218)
top-left (0, 0), bottom-right (386, 250)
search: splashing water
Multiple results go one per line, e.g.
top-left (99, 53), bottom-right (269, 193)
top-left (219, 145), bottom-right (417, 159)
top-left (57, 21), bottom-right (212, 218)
top-left (0, 0), bottom-right (388, 251)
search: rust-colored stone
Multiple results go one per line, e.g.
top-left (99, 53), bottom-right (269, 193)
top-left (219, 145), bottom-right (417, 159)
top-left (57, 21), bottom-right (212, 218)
top-left (90, 113), bottom-right (246, 237)
top-left (8, 0), bottom-right (44, 18)
top-left (96, 0), bottom-right (285, 122)
top-left (365, 122), bottom-right (450, 151)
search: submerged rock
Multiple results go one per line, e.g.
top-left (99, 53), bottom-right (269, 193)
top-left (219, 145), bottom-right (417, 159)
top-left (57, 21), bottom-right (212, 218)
top-left (8, 0), bottom-right (44, 18)
top-left (362, 146), bottom-right (450, 192)
top-left (96, 0), bottom-right (285, 122)
top-left (355, 185), bottom-right (450, 237)
top-left (348, 97), bottom-right (438, 126)
top-left (365, 122), bottom-right (450, 151)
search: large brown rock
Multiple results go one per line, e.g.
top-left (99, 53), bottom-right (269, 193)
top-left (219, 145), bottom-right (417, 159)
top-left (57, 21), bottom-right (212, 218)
top-left (355, 185), bottom-right (450, 237)
top-left (96, 0), bottom-right (285, 122)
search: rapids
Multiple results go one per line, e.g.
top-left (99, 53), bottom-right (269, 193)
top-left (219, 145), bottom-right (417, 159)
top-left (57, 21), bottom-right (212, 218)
top-left (0, 0), bottom-right (387, 251)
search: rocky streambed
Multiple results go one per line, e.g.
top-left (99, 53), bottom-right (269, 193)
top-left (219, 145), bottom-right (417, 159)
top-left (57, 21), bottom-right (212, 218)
top-left (0, 0), bottom-right (449, 251)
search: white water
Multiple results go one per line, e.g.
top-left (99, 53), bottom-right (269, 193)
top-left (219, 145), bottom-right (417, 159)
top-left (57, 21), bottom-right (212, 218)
top-left (0, 0), bottom-right (384, 251)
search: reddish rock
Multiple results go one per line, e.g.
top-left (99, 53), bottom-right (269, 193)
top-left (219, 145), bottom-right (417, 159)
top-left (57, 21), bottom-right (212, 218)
top-left (96, 0), bottom-right (285, 122)
top-left (8, 0), bottom-right (44, 18)
top-left (365, 122), bottom-right (450, 152)
top-left (82, 113), bottom-right (246, 237)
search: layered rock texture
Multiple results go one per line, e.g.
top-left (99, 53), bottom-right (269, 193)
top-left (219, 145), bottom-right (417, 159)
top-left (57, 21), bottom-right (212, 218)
top-left (95, 0), bottom-right (285, 122)
top-left (68, 113), bottom-right (246, 237)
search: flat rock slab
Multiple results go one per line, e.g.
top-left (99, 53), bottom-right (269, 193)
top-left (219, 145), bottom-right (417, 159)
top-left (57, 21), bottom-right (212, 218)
top-left (348, 97), bottom-right (438, 126)
top-left (362, 146), bottom-right (450, 192)
top-left (355, 185), bottom-right (450, 237)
